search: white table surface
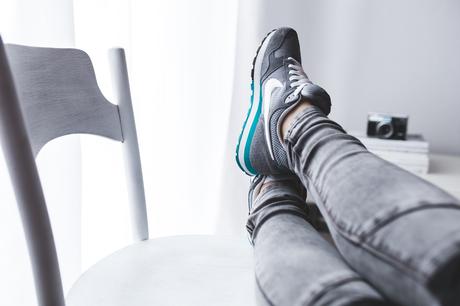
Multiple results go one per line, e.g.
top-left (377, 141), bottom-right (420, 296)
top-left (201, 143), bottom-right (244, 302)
top-left (419, 153), bottom-right (460, 200)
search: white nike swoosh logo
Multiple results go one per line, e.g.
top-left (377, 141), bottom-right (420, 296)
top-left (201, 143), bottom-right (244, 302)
top-left (263, 78), bottom-right (283, 160)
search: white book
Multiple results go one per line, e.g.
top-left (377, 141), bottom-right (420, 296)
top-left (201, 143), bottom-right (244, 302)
top-left (366, 150), bottom-right (430, 174)
top-left (396, 164), bottom-right (429, 175)
top-left (370, 150), bottom-right (429, 167)
top-left (350, 131), bottom-right (429, 153)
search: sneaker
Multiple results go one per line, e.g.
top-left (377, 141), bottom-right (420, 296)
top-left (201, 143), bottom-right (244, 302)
top-left (236, 27), bottom-right (331, 176)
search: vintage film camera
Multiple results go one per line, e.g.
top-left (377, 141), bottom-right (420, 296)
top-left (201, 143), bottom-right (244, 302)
top-left (367, 113), bottom-right (408, 140)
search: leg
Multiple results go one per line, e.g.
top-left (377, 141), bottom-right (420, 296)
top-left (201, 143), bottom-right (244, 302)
top-left (283, 105), bottom-right (460, 306)
top-left (247, 175), bottom-right (391, 306)
top-left (235, 27), bottom-right (460, 305)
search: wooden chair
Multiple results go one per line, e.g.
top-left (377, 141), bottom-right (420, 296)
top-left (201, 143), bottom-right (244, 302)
top-left (0, 37), bottom-right (256, 306)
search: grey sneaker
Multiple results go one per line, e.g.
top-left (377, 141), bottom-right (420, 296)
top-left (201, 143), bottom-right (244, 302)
top-left (236, 27), bottom-right (331, 176)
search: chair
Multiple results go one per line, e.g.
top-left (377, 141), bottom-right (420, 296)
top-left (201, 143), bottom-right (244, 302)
top-left (0, 37), bottom-right (256, 306)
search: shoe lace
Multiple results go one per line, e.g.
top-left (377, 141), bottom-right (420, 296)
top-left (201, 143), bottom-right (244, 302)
top-left (287, 57), bottom-right (311, 97)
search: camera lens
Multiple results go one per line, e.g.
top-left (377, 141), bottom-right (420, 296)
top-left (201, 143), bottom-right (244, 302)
top-left (376, 121), bottom-right (393, 139)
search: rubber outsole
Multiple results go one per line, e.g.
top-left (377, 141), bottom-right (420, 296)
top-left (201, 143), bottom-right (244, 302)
top-left (235, 29), bottom-right (277, 176)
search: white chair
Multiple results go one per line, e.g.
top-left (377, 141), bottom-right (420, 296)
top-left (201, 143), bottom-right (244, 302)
top-left (0, 37), bottom-right (256, 306)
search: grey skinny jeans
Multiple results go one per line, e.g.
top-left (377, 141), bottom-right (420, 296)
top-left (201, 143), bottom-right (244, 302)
top-left (248, 106), bottom-right (460, 306)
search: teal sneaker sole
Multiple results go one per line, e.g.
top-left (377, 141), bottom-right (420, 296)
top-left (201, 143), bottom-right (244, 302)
top-left (235, 29), bottom-right (277, 176)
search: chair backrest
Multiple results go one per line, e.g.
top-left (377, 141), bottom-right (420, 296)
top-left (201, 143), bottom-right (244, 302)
top-left (0, 37), bottom-right (149, 306)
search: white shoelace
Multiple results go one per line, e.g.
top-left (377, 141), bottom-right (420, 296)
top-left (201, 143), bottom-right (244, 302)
top-left (287, 57), bottom-right (311, 97)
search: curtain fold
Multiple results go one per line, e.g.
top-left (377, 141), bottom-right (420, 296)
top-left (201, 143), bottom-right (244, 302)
top-left (73, 0), bottom-right (240, 268)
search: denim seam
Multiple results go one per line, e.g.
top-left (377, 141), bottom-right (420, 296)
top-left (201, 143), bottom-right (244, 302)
top-left (337, 228), bottom-right (439, 305)
top-left (288, 145), bottom-right (337, 226)
top-left (419, 228), bottom-right (460, 277)
top-left (251, 209), bottom-right (309, 243)
top-left (287, 139), bottom-right (351, 234)
top-left (254, 273), bottom-right (277, 306)
top-left (357, 204), bottom-right (460, 277)
top-left (302, 275), bottom-right (367, 306)
top-left (341, 223), bottom-right (430, 281)
top-left (255, 254), bottom-right (296, 306)
top-left (254, 189), bottom-right (305, 208)
top-left (361, 204), bottom-right (460, 238)
top-left (306, 177), bottom-right (430, 282)
top-left (256, 264), bottom-right (366, 306)
top-left (251, 192), bottom-right (307, 218)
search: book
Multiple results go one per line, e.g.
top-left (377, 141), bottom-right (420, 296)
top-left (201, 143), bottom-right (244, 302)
top-left (370, 150), bottom-right (429, 167)
top-left (350, 132), bottom-right (429, 153)
top-left (388, 163), bottom-right (429, 175)
top-left (349, 131), bottom-right (430, 174)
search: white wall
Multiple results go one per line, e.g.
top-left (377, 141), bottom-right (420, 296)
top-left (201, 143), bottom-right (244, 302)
top-left (73, 0), bottom-right (239, 268)
top-left (0, 0), bottom-right (81, 305)
top-left (258, 0), bottom-right (460, 154)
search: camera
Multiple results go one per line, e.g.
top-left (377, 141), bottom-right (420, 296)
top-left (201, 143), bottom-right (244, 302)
top-left (367, 113), bottom-right (408, 140)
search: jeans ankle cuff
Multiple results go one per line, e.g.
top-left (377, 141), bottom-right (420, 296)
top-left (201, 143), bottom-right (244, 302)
top-left (284, 105), bottom-right (325, 144)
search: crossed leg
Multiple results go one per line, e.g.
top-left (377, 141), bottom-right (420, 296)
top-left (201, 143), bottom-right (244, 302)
top-left (247, 176), bottom-right (392, 306)
top-left (281, 104), bottom-right (460, 306)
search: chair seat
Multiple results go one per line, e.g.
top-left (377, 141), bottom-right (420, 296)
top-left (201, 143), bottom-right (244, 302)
top-left (66, 235), bottom-right (257, 306)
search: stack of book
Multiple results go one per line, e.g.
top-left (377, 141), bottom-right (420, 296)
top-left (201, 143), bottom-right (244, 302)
top-left (350, 132), bottom-right (430, 174)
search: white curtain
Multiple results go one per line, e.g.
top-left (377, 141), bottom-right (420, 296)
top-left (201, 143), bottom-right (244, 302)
top-left (72, 0), bottom-right (240, 269)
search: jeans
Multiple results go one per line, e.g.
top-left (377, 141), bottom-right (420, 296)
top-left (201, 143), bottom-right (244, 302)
top-left (247, 106), bottom-right (460, 306)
